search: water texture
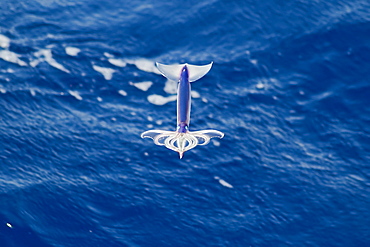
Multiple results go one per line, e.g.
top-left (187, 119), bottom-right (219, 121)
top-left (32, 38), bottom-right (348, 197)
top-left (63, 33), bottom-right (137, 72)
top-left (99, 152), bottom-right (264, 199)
top-left (0, 0), bottom-right (369, 246)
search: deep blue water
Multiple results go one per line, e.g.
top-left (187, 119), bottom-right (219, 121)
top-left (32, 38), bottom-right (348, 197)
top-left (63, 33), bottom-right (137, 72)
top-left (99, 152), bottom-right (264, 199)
top-left (1, 0), bottom-right (370, 246)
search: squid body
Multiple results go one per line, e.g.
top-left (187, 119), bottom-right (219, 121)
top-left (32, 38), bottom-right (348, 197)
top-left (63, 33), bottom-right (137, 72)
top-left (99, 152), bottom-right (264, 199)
top-left (141, 62), bottom-right (224, 158)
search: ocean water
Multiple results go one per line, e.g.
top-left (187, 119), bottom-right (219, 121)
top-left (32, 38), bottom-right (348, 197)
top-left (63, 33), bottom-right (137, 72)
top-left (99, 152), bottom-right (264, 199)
top-left (1, 0), bottom-right (370, 246)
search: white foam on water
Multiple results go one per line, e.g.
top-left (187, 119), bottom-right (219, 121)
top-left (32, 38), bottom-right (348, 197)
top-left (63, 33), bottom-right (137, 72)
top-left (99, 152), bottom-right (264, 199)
top-left (125, 58), bottom-right (161, 74)
top-left (30, 89), bottom-right (36, 96)
top-left (108, 58), bottom-right (126, 67)
top-left (256, 83), bottom-right (264, 89)
top-left (147, 94), bottom-right (177, 105)
top-left (68, 90), bottom-right (82, 100)
top-left (97, 97), bottom-right (103, 102)
top-left (92, 65), bottom-right (115, 80)
top-left (104, 52), bottom-right (114, 58)
top-left (118, 90), bottom-right (127, 96)
top-left (0, 34), bottom-right (10, 49)
top-left (0, 50), bottom-right (27, 66)
top-left (212, 139), bottom-right (221, 147)
top-left (191, 90), bottom-right (200, 98)
top-left (65, 47), bottom-right (80, 56)
top-left (129, 81), bottom-right (153, 91)
top-left (348, 174), bottom-right (365, 182)
top-left (164, 79), bottom-right (177, 94)
top-left (214, 176), bottom-right (233, 188)
top-left (219, 179), bottom-right (233, 188)
top-left (0, 88), bottom-right (6, 93)
top-left (32, 49), bottom-right (70, 73)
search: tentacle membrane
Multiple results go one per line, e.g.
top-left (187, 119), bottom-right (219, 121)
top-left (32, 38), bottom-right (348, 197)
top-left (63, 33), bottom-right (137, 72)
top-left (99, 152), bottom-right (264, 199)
top-left (141, 130), bottom-right (224, 158)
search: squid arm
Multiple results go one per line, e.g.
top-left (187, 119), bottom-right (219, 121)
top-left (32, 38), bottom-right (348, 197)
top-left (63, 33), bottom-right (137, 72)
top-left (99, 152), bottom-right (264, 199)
top-left (141, 130), bottom-right (224, 158)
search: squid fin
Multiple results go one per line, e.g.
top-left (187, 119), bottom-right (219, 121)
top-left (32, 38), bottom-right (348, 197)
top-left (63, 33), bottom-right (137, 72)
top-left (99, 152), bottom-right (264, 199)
top-left (156, 62), bottom-right (213, 82)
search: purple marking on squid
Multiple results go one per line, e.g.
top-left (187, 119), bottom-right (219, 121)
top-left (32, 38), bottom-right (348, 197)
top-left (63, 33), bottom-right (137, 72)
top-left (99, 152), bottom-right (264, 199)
top-left (177, 65), bottom-right (191, 133)
top-left (141, 62), bottom-right (224, 159)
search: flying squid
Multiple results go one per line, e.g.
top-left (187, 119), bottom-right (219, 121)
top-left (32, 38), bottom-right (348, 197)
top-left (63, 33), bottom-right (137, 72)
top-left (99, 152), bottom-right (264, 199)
top-left (141, 62), bottom-right (224, 158)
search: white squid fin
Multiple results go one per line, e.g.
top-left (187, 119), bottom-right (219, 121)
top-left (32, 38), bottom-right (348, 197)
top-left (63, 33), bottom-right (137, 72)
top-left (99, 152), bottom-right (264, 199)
top-left (186, 63), bottom-right (213, 82)
top-left (156, 62), bottom-right (213, 82)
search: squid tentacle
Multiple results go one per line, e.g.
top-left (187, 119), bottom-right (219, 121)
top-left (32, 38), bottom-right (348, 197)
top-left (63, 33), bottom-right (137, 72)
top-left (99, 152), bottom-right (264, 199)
top-left (141, 129), bottom-right (224, 158)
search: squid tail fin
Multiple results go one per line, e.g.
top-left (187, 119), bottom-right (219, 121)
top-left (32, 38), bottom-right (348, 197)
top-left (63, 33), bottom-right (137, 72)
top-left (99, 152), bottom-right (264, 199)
top-left (156, 62), bottom-right (213, 82)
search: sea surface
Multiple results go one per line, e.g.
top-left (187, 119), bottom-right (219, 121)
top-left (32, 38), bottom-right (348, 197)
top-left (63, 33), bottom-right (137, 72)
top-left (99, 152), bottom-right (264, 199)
top-left (0, 0), bottom-right (370, 246)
